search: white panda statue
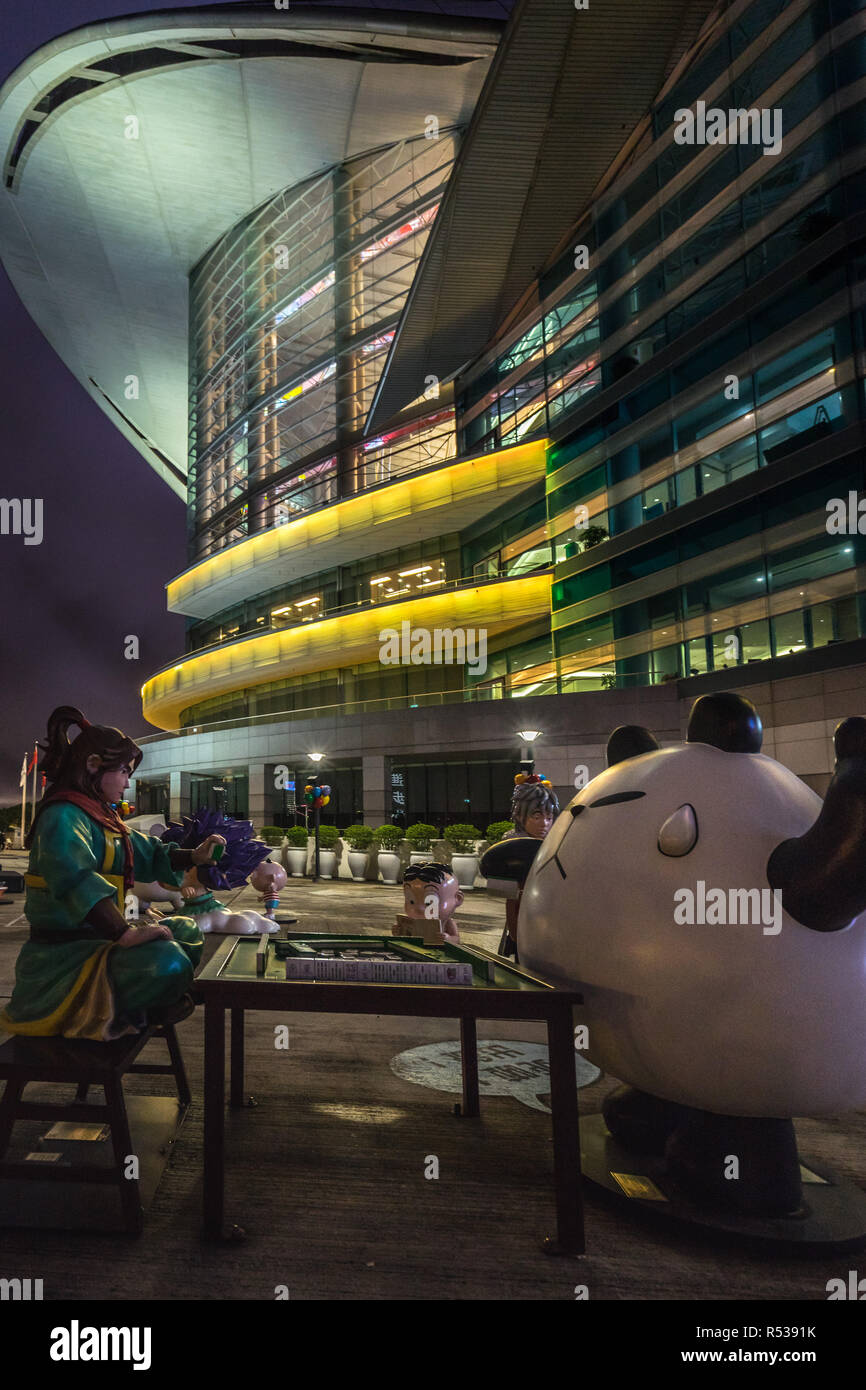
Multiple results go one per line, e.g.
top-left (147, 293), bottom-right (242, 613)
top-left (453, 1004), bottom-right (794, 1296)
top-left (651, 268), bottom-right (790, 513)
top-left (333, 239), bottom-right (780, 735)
top-left (482, 693), bottom-right (866, 1217)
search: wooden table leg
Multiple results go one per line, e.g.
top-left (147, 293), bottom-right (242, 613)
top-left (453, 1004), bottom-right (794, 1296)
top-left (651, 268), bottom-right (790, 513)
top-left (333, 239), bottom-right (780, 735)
top-left (546, 1006), bottom-right (585, 1255)
top-left (165, 1023), bottom-right (192, 1109)
top-left (230, 1009), bottom-right (245, 1109)
top-left (0, 1079), bottom-right (23, 1159)
top-left (459, 1016), bottom-right (480, 1118)
top-left (203, 1003), bottom-right (225, 1239)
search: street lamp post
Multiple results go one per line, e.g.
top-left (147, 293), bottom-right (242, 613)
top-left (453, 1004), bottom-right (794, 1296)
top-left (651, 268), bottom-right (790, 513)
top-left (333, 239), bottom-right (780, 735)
top-left (516, 729), bottom-right (543, 774)
top-left (309, 754), bottom-right (324, 883)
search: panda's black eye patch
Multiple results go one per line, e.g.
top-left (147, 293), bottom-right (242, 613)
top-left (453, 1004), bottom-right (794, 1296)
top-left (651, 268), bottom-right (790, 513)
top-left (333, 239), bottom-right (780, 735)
top-left (570, 805), bottom-right (585, 818)
top-left (589, 791), bottom-right (646, 807)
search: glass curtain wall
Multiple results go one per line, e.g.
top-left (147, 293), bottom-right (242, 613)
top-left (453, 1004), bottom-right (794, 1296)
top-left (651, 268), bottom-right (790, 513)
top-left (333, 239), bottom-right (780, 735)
top-left (454, 0), bottom-right (866, 691)
top-left (188, 132), bottom-right (461, 561)
top-left (455, 0), bottom-right (866, 456)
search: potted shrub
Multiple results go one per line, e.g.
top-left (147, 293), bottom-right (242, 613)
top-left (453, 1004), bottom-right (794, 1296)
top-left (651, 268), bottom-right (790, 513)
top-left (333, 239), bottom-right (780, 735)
top-left (343, 824), bottom-right (374, 881)
top-left (316, 823), bottom-right (340, 880)
top-left (260, 824), bottom-right (285, 862)
top-left (444, 823), bottom-right (482, 890)
top-left (406, 822), bottom-right (438, 864)
top-left (485, 820), bottom-right (513, 846)
top-left (373, 824), bottom-right (404, 884)
top-left (285, 824), bottom-right (309, 877)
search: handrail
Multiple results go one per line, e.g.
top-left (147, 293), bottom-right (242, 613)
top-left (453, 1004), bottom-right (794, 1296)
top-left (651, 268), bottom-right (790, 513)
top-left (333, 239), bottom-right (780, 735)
top-left (136, 679), bottom-right (510, 744)
top-left (162, 565), bottom-right (554, 669)
top-left (191, 412), bottom-right (455, 547)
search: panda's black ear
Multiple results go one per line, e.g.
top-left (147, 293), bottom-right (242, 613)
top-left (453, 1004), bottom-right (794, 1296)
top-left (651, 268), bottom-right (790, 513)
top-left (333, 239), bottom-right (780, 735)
top-left (607, 725), bottom-right (659, 766)
top-left (834, 716), bottom-right (866, 762)
top-left (687, 692), bottom-right (762, 753)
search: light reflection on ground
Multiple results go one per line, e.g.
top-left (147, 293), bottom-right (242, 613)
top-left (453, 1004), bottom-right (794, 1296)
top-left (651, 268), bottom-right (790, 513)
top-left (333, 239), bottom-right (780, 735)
top-left (309, 1103), bottom-right (409, 1124)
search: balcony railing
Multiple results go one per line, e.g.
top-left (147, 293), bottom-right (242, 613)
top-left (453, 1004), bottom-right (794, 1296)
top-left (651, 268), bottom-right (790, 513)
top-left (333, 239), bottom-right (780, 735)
top-left (179, 565), bottom-right (555, 666)
top-left (137, 679), bottom-right (513, 744)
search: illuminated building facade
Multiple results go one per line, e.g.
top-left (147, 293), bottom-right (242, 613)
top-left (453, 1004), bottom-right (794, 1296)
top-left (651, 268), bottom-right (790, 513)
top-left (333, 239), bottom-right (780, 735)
top-left (4, 0), bottom-right (866, 828)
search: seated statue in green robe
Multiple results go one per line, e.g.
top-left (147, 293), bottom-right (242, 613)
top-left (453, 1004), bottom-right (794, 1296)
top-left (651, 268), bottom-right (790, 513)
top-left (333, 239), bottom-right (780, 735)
top-left (0, 706), bottom-right (224, 1040)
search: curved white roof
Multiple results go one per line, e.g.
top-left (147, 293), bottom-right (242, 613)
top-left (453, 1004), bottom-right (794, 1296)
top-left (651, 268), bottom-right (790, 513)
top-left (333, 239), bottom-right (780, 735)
top-left (0, 6), bottom-right (500, 495)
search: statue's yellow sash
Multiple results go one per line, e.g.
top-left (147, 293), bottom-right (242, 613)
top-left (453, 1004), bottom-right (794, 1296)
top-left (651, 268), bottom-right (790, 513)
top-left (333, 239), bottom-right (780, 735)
top-left (25, 829), bottom-right (125, 911)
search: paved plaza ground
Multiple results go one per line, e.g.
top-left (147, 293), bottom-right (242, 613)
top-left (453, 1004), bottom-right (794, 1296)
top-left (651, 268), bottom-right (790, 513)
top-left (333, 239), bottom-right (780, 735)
top-left (0, 855), bottom-right (864, 1301)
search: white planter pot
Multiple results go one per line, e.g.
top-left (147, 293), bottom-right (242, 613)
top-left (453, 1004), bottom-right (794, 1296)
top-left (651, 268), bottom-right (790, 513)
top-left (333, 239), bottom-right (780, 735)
top-left (286, 847), bottom-right (308, 877)
top-left (317, 849), bottom-right (337, 879)
top-left (409, 851), bottom-right (432, 864)
top-left (451, 854), bottom-right (479, 889)
top-left (377, 851), bottom-right (401, 884)
top-left (348, 851), bottom-right (369, 881)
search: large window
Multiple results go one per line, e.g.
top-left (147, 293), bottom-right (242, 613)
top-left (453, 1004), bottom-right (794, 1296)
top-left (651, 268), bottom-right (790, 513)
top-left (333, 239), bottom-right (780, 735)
top-left (134, 779), bottom-right (169, 819)
top-left (189, 133), bottom-right (460, 559)
top-left (190, 773), bottom-right (249, 818)
top-left (457, 14), bottom-right (866, 460)
top-left (392, 757), bottom-right (516, 829)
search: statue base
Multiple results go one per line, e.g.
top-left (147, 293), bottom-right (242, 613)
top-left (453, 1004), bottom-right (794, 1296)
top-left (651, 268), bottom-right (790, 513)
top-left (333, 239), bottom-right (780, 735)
top-left (580, 1112), bottom-right (866, 1254)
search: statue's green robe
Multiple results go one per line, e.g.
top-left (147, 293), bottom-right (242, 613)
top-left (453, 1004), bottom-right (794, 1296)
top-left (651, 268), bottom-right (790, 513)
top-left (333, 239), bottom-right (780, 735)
top-left (0, 802), bottom-right (203, 1040)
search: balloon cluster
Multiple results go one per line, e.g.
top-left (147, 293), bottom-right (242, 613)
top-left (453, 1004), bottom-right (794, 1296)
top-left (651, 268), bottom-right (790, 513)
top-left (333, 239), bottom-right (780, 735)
top-left (514, 772), bottom-right (552, 790)
top-left (304, 782), bottom-right (331, 810)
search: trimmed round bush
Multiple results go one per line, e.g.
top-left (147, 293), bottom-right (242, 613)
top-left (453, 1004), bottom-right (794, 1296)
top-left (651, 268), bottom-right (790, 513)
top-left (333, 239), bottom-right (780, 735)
top-left (444, 823), bottom-right (481, 854)
top-left (406, 822), bottom-right (438, 851)
top-left (486, 821), bottom-right (514, 844)
top-left (343, 824), bottom-right (374, 851)
top-left (317, 824), bottom-right (340, 850)
top-left (373, 824), bottom-right (404, 850)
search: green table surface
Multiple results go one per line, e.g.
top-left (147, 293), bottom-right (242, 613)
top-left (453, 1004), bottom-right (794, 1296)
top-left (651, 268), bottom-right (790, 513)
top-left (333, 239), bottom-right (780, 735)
top-left (204, 933), bottom-right (563, 993)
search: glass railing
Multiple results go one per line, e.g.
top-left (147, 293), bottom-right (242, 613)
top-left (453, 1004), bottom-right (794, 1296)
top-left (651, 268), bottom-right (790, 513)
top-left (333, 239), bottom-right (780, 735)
top-left (190, 410), bottom-right (456, 557)
top-left (181, 565), bottom-right (555, 663)
top-left (137, 680), bottom-right (510, 744)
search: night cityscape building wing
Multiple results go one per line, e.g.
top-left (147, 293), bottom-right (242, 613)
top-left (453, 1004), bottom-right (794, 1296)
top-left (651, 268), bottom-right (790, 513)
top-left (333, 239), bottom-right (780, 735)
top-left (1, 0), bottom-right (865, 832)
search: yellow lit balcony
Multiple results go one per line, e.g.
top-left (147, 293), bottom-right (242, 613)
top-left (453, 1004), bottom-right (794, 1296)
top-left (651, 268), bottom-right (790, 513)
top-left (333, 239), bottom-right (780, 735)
top-left (142, 572), bottom-right (552, 730)
top-left (167, 439), bottom-right (548, 620)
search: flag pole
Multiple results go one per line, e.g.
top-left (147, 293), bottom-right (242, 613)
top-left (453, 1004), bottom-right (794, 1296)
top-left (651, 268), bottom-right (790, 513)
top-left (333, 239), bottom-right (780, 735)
top-left (19, 754), bottom-right (27, 848)
top-left (30, 742), bottom-right (38, 832)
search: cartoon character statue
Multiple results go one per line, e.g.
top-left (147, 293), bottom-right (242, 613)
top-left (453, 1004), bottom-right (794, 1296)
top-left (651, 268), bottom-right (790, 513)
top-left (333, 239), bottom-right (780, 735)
top-left (249, 861), bottom-right (287, 920)
top-left (134, 809), bottom-right (278, 935)
top-left (482, 692), bottom-right (866, 1226)
top-left (497, 773), bottom-right (560, 960)
top-left (398, 863), bottom-right (463, 944)
top-left (133, 879), bottom-right (185, 913)
top-left (509, 772), bottom-right (560, 840)
top-left (0, 705), bottom-right (211, 1040)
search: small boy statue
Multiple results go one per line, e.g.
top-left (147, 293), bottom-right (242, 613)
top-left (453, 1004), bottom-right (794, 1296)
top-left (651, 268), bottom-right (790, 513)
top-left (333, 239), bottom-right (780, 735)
top-left (396, 862), bottom-right (464, 945)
